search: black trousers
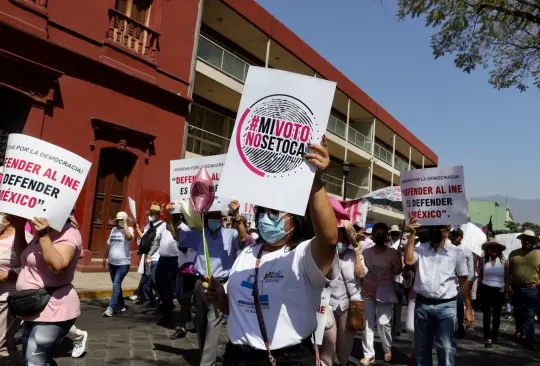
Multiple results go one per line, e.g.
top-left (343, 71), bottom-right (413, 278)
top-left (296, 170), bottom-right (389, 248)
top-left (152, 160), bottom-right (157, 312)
top-left (223, 339), bottom-right (316, 366)
top-left (155, 256), bottom-right (178, 318)
top-left (481, 284), bottom-right (504, 341)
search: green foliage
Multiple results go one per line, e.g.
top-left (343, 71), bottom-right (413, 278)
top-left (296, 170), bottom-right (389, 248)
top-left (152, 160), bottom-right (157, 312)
top-left (397, 0), bottom-right (540, 91)
top-left (504, 220), bottom-right (540, 232)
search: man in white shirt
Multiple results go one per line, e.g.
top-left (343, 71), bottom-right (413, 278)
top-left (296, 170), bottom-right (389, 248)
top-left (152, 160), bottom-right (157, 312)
top-left (405, 219), bottom-right (473, 366)
top-left (449, 228), bottom-right (476, 338)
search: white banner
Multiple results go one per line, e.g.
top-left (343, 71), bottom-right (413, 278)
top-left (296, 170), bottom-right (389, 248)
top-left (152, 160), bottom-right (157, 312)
top-left (170, 155), bottom-right (229, 212)
top-left (217, 67), bottom-right (337, 215)
top-left (401, 166), bottom-right (467, 225)
top-left (0, 134), bottom-right (91, 231)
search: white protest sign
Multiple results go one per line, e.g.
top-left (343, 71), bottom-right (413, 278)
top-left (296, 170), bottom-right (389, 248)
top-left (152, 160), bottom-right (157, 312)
top-left (239, 202), bottom-right (256, 223)
top-left (217, 67), bottom-right (336, 215)
top-left (170, 155), bottom-right (229, 212)
top-left (0, 134), bottom-right (91, 231)
top-left (401, 166), bottom-right (467, 225)
top-left (315, 288), bottom-right (331, 345)
top-left (128, 197), bottom-right (137, 220)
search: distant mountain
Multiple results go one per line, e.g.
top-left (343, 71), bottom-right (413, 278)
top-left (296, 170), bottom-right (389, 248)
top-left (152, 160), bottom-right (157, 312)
top-left (471, 195), bottom-right (540, 225)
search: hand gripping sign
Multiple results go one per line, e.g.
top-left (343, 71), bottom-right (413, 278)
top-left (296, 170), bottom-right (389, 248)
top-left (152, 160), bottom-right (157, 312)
top-left (0, 134), bottom-right (91, 231)
top-left (217, 67), bottom-right (336, 215)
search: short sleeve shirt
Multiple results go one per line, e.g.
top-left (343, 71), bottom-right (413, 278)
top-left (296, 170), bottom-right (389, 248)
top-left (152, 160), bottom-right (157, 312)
top-left (361, 247), bottom-right (400, 300)
top-left (225, 240), bottom-right (340, 350)
top-left (16, 223), bottom-right (82, 322)
top-left (413, 242), bottom-right (468, 299)
top-left (107, 227), bottom-right (135, 265)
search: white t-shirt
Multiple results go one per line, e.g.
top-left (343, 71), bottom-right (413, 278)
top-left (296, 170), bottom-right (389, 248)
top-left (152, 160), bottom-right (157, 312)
top-left (391, 239), bottom-right (404, 284)
top-left (157, 229), bottom-right (181, 257)
top-left (225, 240), bottom-right (340, 350)
top-left (107, 227), bottom-right (135, 266)
top-left (329, 249), bottom-right (363, 311)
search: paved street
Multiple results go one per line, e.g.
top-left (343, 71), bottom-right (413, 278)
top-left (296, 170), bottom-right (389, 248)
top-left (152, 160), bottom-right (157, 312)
top-left (27, 299), bottom-right (540, 365)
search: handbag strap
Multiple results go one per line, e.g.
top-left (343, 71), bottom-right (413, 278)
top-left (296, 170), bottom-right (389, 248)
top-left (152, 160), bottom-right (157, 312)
top-left (340, 268), bottom-right (352, 300)
top-left (253, 244), bottom-right (320, 366)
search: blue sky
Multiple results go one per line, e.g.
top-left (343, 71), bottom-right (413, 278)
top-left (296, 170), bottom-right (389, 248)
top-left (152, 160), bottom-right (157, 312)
top-left (256, 0), bottom-right (539, 199)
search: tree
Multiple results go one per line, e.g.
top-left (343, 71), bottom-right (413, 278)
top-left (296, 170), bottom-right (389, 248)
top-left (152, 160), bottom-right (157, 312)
top-left (397, 1), bottom-right (540, 92)
top-left (505, 220), bottom-right (520, 232)
top-left (521, 221), bottom-right (540, 230)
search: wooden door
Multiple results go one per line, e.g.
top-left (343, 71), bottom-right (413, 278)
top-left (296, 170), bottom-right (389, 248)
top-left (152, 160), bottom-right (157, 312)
top-left (88, 148), bottom-right (137, 257)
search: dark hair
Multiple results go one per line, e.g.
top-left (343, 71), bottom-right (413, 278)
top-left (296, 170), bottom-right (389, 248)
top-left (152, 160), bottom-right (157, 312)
top-left (254, 205), bottom-right (314, 249)
top-left (372, 222), bottom-right (389, 235)
top-left (484, 246), bottom-right (505, 264)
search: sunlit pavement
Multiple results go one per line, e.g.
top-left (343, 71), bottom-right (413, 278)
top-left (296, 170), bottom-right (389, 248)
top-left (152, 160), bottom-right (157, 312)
top-left (19, 300), bottom-right (540, 365)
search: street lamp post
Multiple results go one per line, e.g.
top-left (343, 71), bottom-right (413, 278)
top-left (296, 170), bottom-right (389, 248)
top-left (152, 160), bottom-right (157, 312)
top-left (342, 161), bottom-right (351, 201)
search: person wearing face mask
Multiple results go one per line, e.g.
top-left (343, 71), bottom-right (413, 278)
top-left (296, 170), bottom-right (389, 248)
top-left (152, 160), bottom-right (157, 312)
top-left (404, 218), bottom-right (472, 366)
top-left (176, 204), bottom-right (240, 366)
top-left (320, 222), bottom-right (366, 366)
top-left (505, 230), bottom-right (540, 350)
top-left (0, 213), bottom-right (32, 363)
top-left (103, 211), bottom-right (134, 317)
top-left (146, 208), bottom-right (184, 325)
top-left (202, 141), bottom-right (340, 366)
top-left (134, 203), bottom-right (165, 307)
top-left (360, 222), bottom-right (402, 364)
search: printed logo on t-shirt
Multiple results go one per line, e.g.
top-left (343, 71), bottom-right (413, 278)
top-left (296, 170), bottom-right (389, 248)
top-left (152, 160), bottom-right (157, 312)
top-left (238, 274), bottom-right (271, 313)
top-left (263, 271), bottom-right (284, 283)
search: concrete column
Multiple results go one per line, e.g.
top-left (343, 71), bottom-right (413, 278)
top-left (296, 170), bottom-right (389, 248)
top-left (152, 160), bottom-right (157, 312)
top-left (422, 156), bottom-right (425, 168)
top-left (391, 133), bottom-right (396, 186)
top-left (371, 119), bottom-right (376, 156)
top-left (265, 38), bottom-right (271, 68)
top-left (408, 146), bottom-right (412, 170)
top-left (344, 98), bottom-right (350, 161)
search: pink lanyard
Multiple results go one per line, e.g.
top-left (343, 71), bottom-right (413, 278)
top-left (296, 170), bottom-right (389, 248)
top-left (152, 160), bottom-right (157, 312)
top-left (252, 244), bottom-right (320, 366)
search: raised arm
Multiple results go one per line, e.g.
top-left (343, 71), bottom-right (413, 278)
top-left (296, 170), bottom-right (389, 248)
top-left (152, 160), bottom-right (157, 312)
top-left (32, 217), bottom-right (76, 274)
top-left (122, 217), bottom-right (133, 241)
top-left (405, 217), bottom-right (420, 266)
top-left (305, 142), bottom-right (338, 276)
top-left (354, 246), bottom-right (366, 279)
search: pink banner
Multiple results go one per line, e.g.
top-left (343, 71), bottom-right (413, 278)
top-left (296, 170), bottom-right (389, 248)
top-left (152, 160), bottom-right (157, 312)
top-left (336, 198), bottom-right (369, 228)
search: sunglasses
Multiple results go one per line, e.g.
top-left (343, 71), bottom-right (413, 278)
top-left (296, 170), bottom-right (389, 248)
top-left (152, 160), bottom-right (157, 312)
top-left (255, 206), bottom-right (281, 221)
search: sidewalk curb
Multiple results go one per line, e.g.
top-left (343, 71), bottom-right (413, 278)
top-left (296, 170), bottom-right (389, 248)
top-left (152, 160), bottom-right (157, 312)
top-left (77, 288), bottom-right (138, 299)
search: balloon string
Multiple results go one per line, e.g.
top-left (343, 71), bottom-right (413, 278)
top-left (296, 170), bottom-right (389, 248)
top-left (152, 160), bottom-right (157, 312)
top-left (201, 213), bottom-right (220, 318)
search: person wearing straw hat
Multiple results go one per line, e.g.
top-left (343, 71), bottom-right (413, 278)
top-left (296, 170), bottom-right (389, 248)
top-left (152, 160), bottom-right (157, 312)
top-left (103, 211), bottom-right (134, 317)
top-left (478, 238), bottom-right (506, 349)
top-left (506, 230), bottom-right (540, 350)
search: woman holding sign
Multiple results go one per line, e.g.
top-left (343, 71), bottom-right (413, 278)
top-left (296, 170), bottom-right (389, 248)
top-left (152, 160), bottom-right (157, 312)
top-left (202, 142), bottom-right (339, 366)
top-left (14, 214), bottom-right (82, 366)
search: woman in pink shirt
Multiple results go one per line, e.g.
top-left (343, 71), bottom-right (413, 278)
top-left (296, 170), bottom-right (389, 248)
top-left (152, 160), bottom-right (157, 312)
top-left (0, 213), bottom-right (32, 362)
top-left (16, 215), bottom-right (82, 365)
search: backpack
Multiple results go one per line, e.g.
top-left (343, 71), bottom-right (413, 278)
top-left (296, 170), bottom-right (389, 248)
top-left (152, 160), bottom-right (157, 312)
top-left (138, 221), bottom-right (164, 255)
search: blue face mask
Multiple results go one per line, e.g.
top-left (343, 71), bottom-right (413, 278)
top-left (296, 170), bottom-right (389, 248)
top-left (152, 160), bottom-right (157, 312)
top-left (207, 219), bottom-right (222, 232)
top-left (336, 242), bottom-right (348, 254)
top-left (258, 214), bottom-right (293, 244)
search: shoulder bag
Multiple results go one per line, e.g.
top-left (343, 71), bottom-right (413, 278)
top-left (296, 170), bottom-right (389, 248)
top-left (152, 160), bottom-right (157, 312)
top-left (8, 285), bottom-right (65, 317)
top-left (341, 269), bottom-right (366, 331)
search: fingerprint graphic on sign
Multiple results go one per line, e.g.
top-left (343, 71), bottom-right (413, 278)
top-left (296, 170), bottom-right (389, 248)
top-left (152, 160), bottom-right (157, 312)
top-left (235, 94), bottom-right (315, 177)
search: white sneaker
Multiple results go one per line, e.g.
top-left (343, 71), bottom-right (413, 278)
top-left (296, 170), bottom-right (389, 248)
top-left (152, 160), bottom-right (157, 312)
top-left (103, 307), bottom-right (114, 317)
top-left (129, 295), bottom-right (138, 301)
top-left (71, 330), bottom-right (88, 358)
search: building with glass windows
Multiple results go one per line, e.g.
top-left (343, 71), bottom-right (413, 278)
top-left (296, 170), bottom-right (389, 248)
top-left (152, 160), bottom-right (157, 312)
top-left (0, 0), bottom-right (436, 269)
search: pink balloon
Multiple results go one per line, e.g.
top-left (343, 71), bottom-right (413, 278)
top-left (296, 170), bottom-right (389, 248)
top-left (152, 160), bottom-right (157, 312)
top-left (190, 167), bottom-right (215, 213)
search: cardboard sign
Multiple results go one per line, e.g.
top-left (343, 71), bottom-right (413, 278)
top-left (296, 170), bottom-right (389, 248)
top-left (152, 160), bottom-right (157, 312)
top-left (315, 287), bottom-right (331, 345)
top-left (338, 199), bottom-right (369, 228)
top-left (401, 166), bottom-right (467, 225)
top-left (170, 155), bottom-right (229, 212)
top-left (217, 67), bottom-right (337, 215)
top-left (0, 134), bottom-right (91, 231)
top-left (128, 197), bottom-right (137, 220)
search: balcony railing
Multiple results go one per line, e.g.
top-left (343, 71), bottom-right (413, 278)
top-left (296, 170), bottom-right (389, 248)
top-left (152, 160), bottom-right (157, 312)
top-left (106, 9), bottom-right (159, 60)
top-left (327, 115), bottom-right (372, 154)
top-left (394, 156), bottom-right (409, 172)
top-left (348, 127), bottom-right (371, 153)
top-left (321, 174), bottom-right (343, 197)
top-left (374, 143), bottom-right (393, 166)
top-left (197, 35), bottom-right (249, 82)
top-left (327, 115), bottom-right (347, 139)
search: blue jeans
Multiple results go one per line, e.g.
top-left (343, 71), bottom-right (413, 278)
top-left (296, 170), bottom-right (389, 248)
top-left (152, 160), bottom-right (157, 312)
top-left (141, 261), bottom-right (158, 304)
top-left (513, 285), bottom-right (539, 341)
top-left (108, 264), bottom-right (130, 310)
top-left (155, 257), bottom-right (178, 318)
top-left (23, 319), bottom-right (75, 366)
top-left (415, 299), bottom-right (457, 366)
